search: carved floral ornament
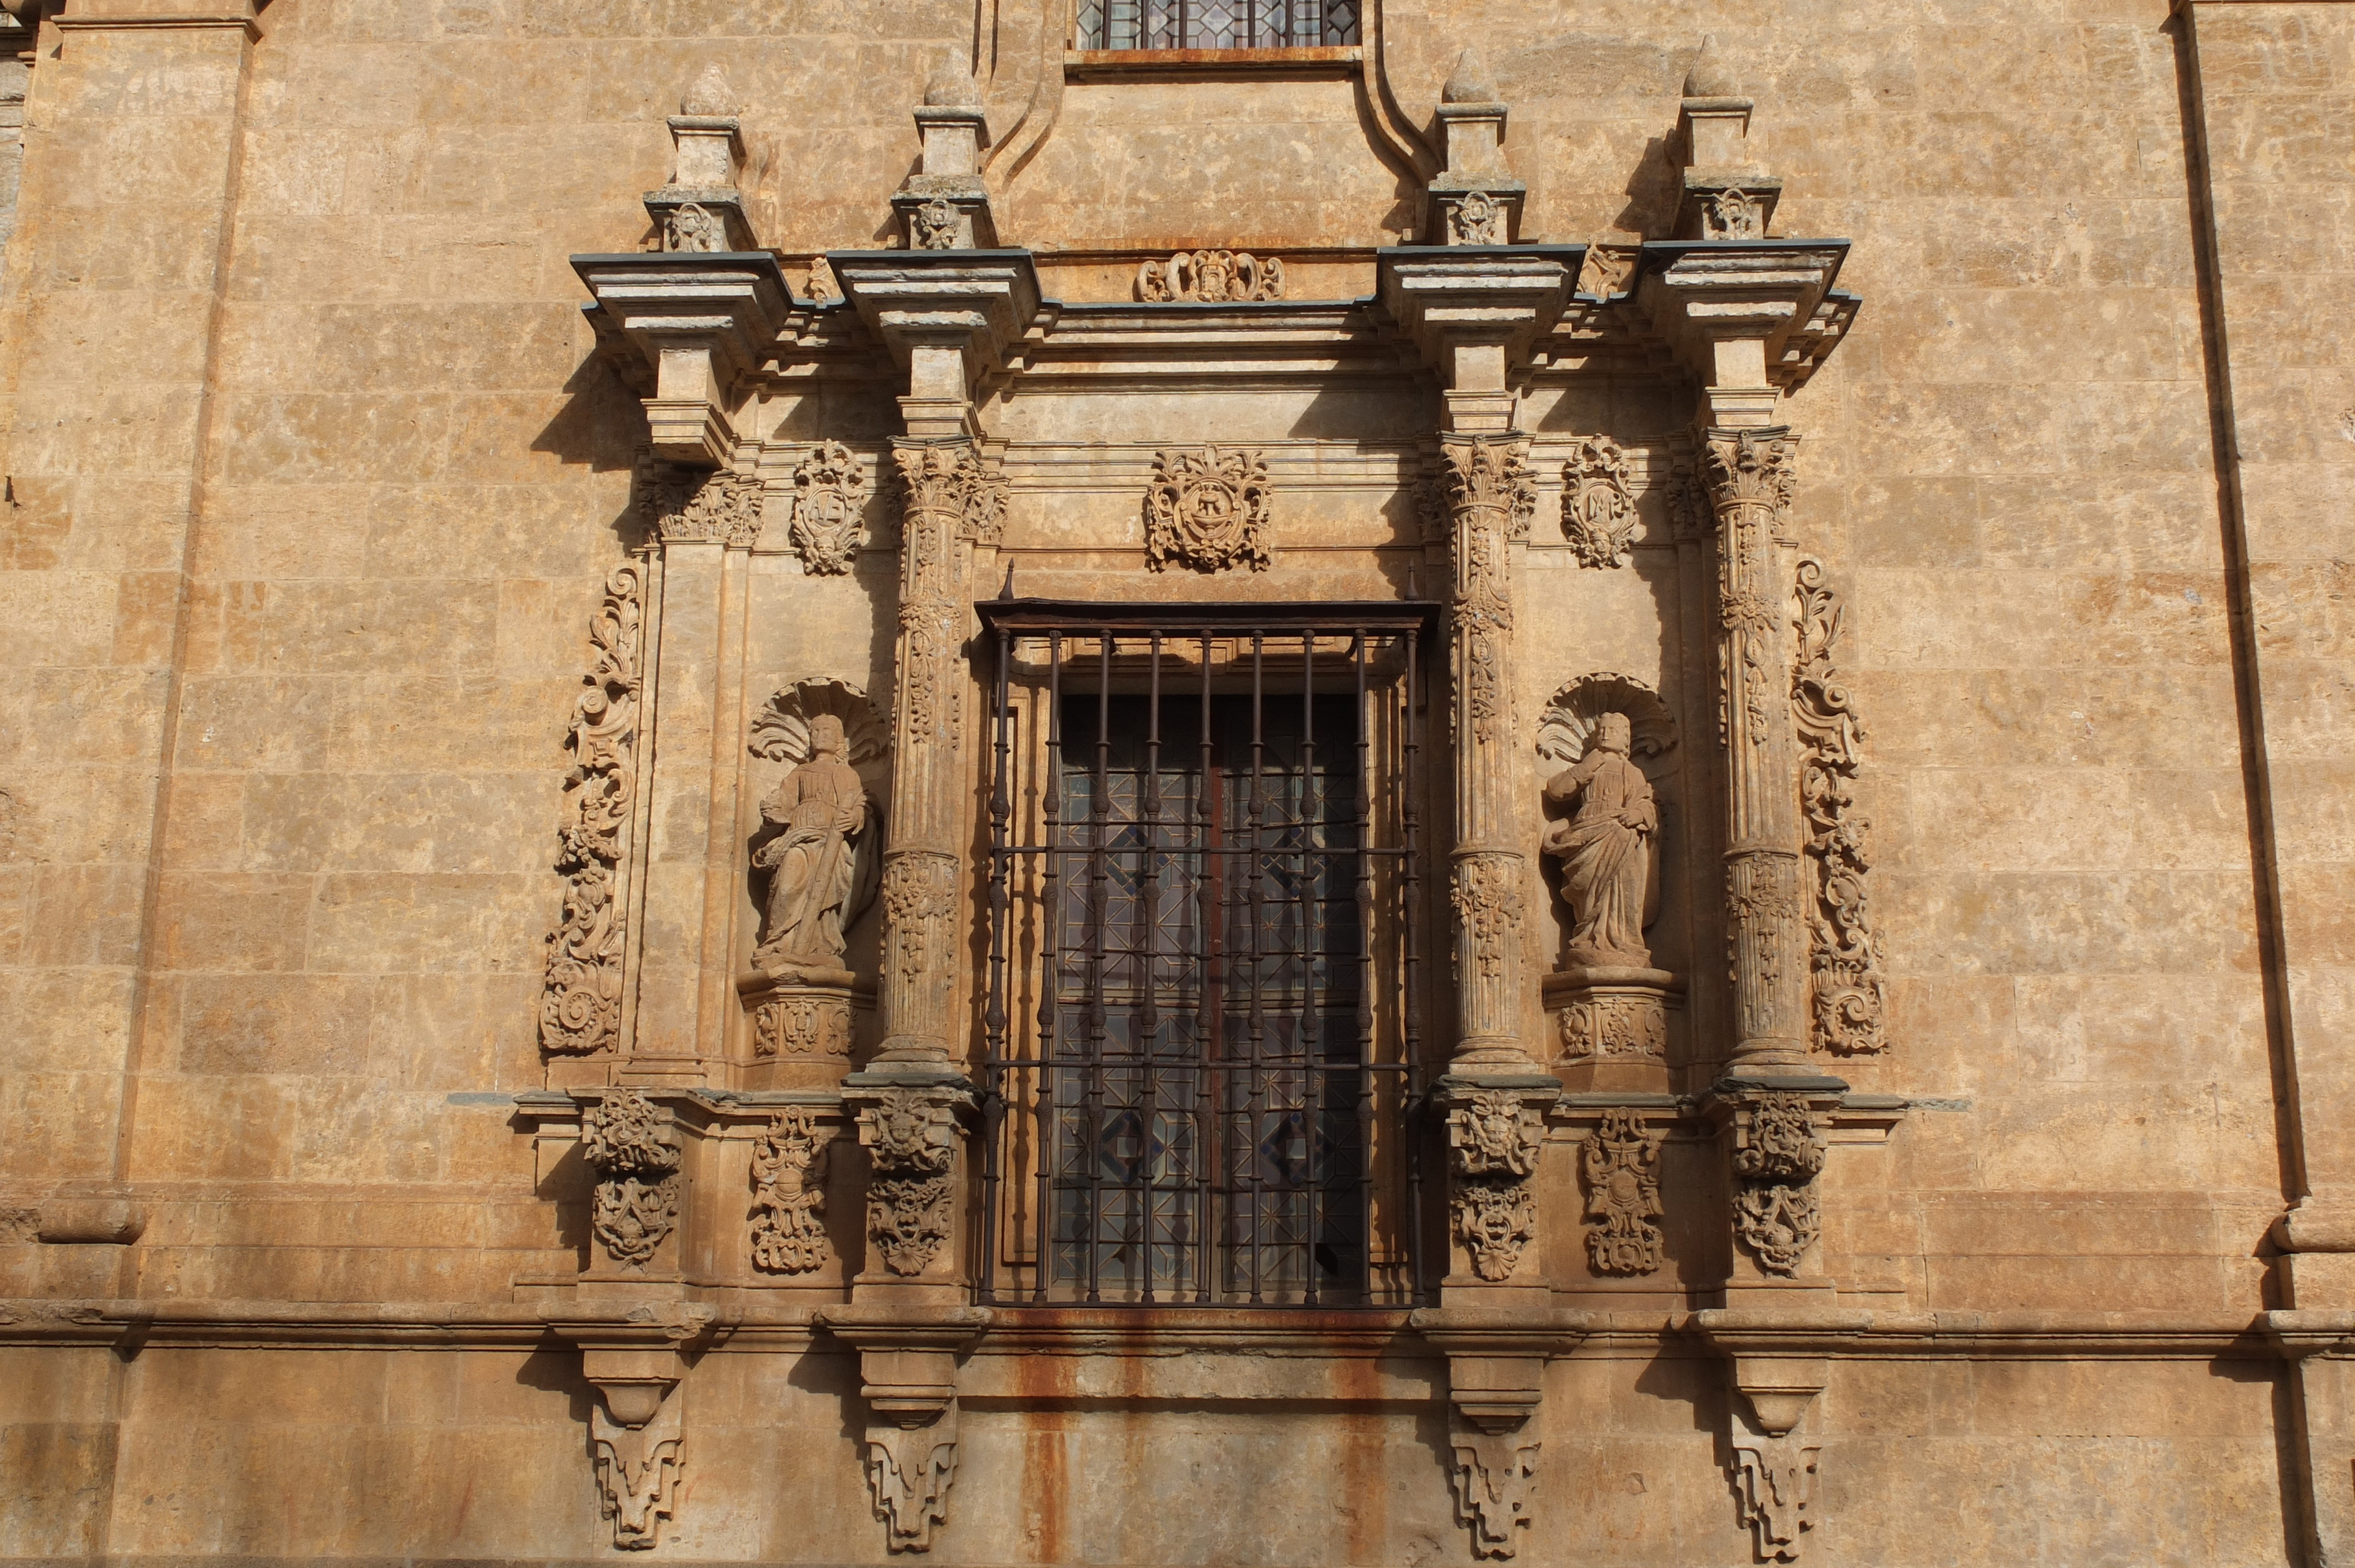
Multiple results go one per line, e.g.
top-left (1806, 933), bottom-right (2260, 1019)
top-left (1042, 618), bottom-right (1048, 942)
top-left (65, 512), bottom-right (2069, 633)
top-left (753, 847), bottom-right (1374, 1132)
top-left (1447, 1089), bottom-right (1545, 1282)
top-left (1793, 558), bottom-right (1888, 1056)
top-left (1136, 248), bottom-right (1285, 302)
top-left (913, 196), bottom-right (960, 250)
top-left (1581, 1107), bottom-right (1664, 1275)
top-left (1143, 446), bottom-right (1272, 573)
top-left (1448, 190), bottom-right (1505, 244)
top-left (749, 1107), bottom-right (834, 1273)
top-left (581, 1089), bottom-right (683, 1268)
top-left (859, 1088), bottom-right (959, 1276)
top-left (641, 464), bottom-right (767, 546)
top-left (542, 560), bottom-right (646, 1057)
top-left (1732, 1092), bottom-right (1825, 1278)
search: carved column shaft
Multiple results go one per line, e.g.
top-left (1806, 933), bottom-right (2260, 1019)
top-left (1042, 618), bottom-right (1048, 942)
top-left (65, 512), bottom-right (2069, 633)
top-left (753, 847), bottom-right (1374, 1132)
top-left (1441, 435), bottom-right (1537, 1068)
top-left (874, 438), bottom-right (998, 1065)
top-left (1702, 426), bottom-right (1809, 1070)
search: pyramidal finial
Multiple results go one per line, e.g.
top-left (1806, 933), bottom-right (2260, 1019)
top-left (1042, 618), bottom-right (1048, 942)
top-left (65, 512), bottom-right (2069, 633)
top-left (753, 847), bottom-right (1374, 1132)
top-left (681, 64), bottom-right (736, 116)
top-left (923, 64), bottom-right (983, 108)
top-left (1683, 34), bottom-right (1736, 98)
top-left (1441, 47), bottom-right (1497, 104)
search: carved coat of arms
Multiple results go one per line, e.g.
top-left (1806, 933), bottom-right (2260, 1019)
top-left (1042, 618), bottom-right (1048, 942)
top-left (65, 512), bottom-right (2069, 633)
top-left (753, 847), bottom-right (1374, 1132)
top-left (1143, 446), bottom-right (1272, 573)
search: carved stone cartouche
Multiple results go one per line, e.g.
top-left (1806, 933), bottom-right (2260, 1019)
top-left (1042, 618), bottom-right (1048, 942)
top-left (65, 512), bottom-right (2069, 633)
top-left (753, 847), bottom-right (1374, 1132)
top-left (581, 1089), bottom-right (682, 1269)
top-left (749, 1107), bottom-right (832, 1274)
top-left (1448, 1090), bottom-right (1545, 1283)
top-left (1143, 446), bottom-right (1272, 573)
top-left (788, 440), bottom-right (870, 574)
top-left (1581, 1107), bottom-right (1664, 1276)
top-left (1730, 1091), bottom-right (1824, 1277)
top-left (1561, 434), bottom-right (1637, 567)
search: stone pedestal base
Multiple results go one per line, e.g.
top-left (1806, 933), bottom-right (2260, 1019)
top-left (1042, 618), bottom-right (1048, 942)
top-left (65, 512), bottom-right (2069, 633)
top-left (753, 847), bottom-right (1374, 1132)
top-left (1543, 966), bottom-right (1681, 1092)
top-left (737, 968), bottom-right (864, 1089)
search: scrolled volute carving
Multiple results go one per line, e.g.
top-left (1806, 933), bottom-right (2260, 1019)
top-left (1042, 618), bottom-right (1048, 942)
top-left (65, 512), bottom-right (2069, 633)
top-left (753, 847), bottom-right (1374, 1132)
top-left (582, 1089), bottom-right (684, 1267)
top-left (1144, 446), bottom-right (1272, 573)
top-left (1793, 558), bottom-right (1888, 1056)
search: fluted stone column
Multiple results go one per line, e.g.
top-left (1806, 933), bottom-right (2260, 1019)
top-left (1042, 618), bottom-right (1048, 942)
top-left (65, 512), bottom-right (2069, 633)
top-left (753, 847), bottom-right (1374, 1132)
top-left (1439, 434), bottom-right (1540, 1071)
top-left (1700, 426), bottom-right (1810, 1072)
top-left (874, 439), bottom-right (1002, 1067)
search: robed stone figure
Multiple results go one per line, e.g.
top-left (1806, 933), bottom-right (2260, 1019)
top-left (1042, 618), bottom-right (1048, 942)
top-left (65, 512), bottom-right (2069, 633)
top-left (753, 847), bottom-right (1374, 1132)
top-left (752, 714), bottom-right (869, 978)
top-left (1541, 711), bottom-right (1659, 969)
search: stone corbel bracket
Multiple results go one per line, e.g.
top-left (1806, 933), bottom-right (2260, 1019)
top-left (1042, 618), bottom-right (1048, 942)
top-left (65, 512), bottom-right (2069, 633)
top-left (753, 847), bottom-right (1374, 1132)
top-left (818, 1304), bottom-right (993, 1553)
top-left (830, 250), bottom-right (1046, 437)
top-left (1631, 241), bottom-right (1858, 403)
top-left (545, 1303), bottom-right (721, 1552)
top-left (1410, 1305), bottom-right (1593, 1560)
top-left (1375, 246), bottom-right (1581, 427)
top-left (1689, 1305), bottom-right (1872, 1563)
top-left (573, 250), bottom-right (797, 467)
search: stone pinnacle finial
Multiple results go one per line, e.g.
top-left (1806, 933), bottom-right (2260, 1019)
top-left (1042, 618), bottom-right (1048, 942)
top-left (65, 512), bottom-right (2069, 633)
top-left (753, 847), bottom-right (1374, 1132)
top-left (1683, 34), bottom-right (1736, 98)
top-left (1442, 47), bottom-right (1498, 104)
top-left (681, 64), bottom-right (736, 117)
top-left (923, 63), bottom-right (983, 108)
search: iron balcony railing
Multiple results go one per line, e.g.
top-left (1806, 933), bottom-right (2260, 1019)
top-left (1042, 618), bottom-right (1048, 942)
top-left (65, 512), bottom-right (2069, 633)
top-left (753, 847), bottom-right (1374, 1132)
top-left (1076, 0), bottom-right (1361, 51)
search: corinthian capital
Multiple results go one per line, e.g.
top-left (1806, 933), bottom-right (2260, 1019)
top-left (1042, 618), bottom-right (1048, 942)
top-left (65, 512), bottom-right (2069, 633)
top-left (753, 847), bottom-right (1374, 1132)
top-left (1439, 436), bottom-right (1538, 539)
top-left (1700, 426), bottom-right (1798, 515)
top-left (891, 440), bottom-right (1006, 541)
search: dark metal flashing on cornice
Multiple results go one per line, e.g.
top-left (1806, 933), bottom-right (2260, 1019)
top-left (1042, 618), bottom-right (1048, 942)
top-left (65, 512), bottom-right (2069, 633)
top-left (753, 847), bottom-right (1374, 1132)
top-left (570, 249), bottom-right (800, 304)
top-left (1634, 236), bottom-right (1853, 290)
top-left (977, 598), bottom-right (1444, 634)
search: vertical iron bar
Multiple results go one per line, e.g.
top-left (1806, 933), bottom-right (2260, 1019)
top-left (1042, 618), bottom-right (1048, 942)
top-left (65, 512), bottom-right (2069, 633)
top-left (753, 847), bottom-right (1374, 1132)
top-left (1246, 633), bottom-right (1267, 1303)
top-left (1401, 625), bottom-right (1425, 1304)
top-left (1195, 632), bottom-right (1216, 1301)
top-left (1084, 632), bottom-right (1113, 1304)
top-left (1354, 632), bottom-right (1376, 1304)
top-left (1299, 632), bottom-right (1320, 1305)
top-left (1140, 633), bottom-right (1163, 1303)
top-left (1035, 632), bottom-right (1063, 1303)
top-left (980, 626), bottom-right (1013, 1304)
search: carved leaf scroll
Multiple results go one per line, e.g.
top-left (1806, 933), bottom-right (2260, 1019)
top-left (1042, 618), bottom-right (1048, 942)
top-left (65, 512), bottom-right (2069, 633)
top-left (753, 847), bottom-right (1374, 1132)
top-left (542, 560), bottom-right (645, 1056)
top-left (1136, 248), bottom-right (1286, 302)
top-left (1793, 558), bottom-right (1888, 1055)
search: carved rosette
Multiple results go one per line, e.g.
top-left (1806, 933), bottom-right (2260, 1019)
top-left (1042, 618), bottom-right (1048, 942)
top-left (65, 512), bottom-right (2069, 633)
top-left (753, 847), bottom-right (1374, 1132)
top-left (1581, 1108), bottom-right (1664, 1275)
top-left (1702, 427), bottom-right (1809, 1067)
top-left (1143, 446), bottom-right (1272, 573)
top-left (1793, 558), bottom-right (1888, 1055)
top-left (858, 1088), bottom-right (960, 1276)
top-left (749, 1107), bottom-right (833, 1273)
top-left (1561, 435), bottom-right (1637, 568)
top-left (912, 196), bottom-right (959, 250)
top-left (664, 202), bottom-right (724, 254)
top-left (581, 1090), bottom-right (683, 1268)
top-left (1441, 436), bottom-right (1538, 1067)
top-left (1135, 248), bottom-right (1286, 301)
top-left (541, 561), bottom-right (645, 1055)
top-left (1447, 1091), bottom-right (1546, 1282)
top-left (1730, 1092), bottom-right (1825, 1278)
top-left (788, 441), bottom-right (870, 574)
top-left (1705, 187), bottom-right (1767, 240)
top-left (642, 465), bottom-right (767, 546)
top-left (1733, 1438), bottom-right (1820, 1562)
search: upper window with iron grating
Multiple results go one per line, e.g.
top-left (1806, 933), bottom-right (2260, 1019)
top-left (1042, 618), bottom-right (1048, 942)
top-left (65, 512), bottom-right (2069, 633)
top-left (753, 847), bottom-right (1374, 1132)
top-left (1076, 0), bottom-right (1361, 51)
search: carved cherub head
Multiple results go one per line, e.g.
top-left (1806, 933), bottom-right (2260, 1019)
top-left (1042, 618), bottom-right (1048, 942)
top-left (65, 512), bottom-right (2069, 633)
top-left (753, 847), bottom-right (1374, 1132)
top-left (810, 714), bottom-right (846, 759)
top-left (1592, 711), bottom-right (1633, 758)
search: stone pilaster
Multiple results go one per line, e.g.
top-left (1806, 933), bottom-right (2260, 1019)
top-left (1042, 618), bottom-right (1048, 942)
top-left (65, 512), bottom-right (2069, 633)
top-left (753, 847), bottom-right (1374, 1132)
top-left (1700, 426), bottom-right (1810, 1072)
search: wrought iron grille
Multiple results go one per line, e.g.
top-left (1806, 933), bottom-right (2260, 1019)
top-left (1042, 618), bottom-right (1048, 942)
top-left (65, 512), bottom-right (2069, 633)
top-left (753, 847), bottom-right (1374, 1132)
top-left (975, 602), bottom-right (1434, 1306)
top-left (1075, 0), bottom-right (1361, 51)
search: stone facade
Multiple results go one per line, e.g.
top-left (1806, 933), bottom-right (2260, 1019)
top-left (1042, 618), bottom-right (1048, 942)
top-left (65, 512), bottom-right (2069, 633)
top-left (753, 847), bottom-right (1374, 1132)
top-left (0, 0), bottom-right (2349, 1563)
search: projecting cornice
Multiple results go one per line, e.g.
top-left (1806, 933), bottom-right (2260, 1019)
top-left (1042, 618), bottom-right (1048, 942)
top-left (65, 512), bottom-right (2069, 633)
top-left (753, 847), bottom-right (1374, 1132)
top-left (573, 250), bottom-right (797, 467)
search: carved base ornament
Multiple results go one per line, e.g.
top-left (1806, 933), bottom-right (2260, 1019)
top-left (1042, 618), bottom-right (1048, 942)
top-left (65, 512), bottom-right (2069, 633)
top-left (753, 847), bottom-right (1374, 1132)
top-left (749, 1108), bottom-right (833, 1274)
top-left (1730, 1092), bottom-right (1825, 1278)
top-left (1581, 1108), bottom-right (1665, 1276)
top-left (581, 1090), bottom-right (682, 1268)
top-left (1448, 1091), bottom-right (1547, 1282)
top-left (857, 1089), bottom-right (960, 1276)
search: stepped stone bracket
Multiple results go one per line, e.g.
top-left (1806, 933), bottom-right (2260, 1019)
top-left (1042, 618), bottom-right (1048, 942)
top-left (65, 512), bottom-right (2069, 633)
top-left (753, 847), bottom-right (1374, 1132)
top-left (818, 1306), bottom-right (991, 1556)
top-left (592, 1388), bottom-right (685, 1550)
top-left (1413, 1307), bottom-right (1591, 1562)
top-left (870, 1411), bottom-right (960, 1552)
top-left (1732, 1436), bottom-right (1819, 1562)
top-left (1450, 1427), bottom-right (1540, 1558)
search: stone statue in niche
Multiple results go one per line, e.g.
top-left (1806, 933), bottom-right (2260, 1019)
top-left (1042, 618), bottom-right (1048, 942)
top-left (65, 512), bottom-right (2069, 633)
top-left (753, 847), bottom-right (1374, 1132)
top-left (751, 713), bottom-right (871, 979)
top-left (1541, 711), bottom-right (1659, 969)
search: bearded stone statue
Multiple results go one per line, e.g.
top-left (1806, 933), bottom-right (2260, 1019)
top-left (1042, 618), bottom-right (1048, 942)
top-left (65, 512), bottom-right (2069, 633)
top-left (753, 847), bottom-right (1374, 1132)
top-left (1541, 710), bottom-right (1659, 969)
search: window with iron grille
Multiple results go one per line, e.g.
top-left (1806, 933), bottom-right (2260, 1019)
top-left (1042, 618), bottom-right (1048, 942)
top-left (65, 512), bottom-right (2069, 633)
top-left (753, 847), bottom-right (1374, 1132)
top-left (974, 602), bottom-right (1434, 1307)
top-left (1075, 0), bottom-right (1362, 51)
